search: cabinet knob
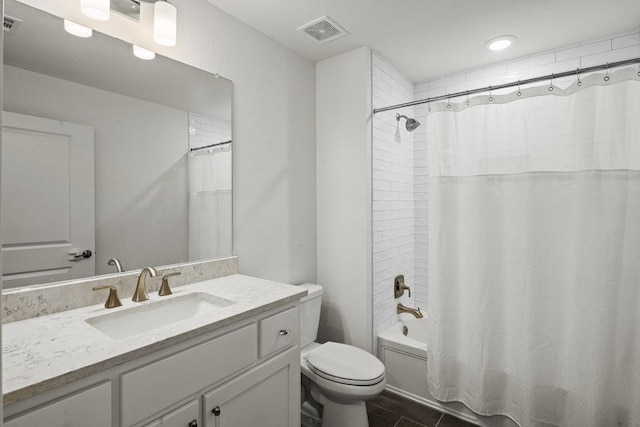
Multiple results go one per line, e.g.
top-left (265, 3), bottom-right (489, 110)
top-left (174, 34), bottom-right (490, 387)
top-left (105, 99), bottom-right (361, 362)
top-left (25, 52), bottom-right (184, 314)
top-left (188, 421), bottom-right (198, 427)
top-left (212, 406), bottom-right (221, 416)
top-left (279, 329), bottom-right (291, 336)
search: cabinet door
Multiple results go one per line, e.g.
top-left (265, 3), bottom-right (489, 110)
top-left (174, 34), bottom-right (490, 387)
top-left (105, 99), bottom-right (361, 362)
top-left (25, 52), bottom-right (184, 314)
top-left (145, 400), bottom-right (200, 427)
top-left (203, 347), bottom-right (300, 427)
top-left (121, 323), bottom-right (257, 426)
top-left (4, 382), bottom-right (111, 427)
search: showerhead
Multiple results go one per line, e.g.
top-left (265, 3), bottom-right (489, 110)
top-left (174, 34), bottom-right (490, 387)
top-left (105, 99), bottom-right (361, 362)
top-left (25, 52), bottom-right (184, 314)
top-left (396, 113), bottom-right (421, 132)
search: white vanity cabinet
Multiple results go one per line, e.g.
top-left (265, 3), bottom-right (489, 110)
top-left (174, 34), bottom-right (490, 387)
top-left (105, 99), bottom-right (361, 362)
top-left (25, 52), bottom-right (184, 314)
top-left (3, 302), bottom-right (301, 427)
top-left (4, 382), bottom-right (112, 427)
top-left (121, 323), bottom-right (259, 426)
top-left (203, 347), bottom-right (299, 427)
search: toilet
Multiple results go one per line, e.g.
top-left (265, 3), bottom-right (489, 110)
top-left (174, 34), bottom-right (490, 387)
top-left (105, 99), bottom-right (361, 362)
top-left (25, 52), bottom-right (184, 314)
top-left (298, 283), bottom-right (386, 427)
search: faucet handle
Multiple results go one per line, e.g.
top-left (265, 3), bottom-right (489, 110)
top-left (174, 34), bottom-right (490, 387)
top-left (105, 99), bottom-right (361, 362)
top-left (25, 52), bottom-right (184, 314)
top-left (159, 272), bottom-right (181, 296)
top-left (394, 275), bottom-right (411, 298)
top-left (93, 285), bottom-right (122, 309)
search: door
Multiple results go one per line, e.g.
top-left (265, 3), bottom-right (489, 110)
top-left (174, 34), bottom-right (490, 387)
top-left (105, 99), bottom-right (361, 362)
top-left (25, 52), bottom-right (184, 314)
top-left (203, 348), bottom-right (300, 427)
top-left (1, 111), bottom-right (95, 288)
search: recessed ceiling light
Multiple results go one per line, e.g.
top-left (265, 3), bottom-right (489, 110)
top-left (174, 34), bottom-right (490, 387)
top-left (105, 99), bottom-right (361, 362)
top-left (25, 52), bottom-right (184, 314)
top-left (485, 35), bottom-right (517, 51)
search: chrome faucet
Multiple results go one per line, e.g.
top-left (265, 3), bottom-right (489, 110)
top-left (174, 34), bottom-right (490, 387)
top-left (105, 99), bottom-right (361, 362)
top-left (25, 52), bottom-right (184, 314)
top-left (132, 267), bottom-right (158, 302)
top-left (107, 258), bottom-right (124, 273)
top-left (397, 303), bottom-right (423, 318)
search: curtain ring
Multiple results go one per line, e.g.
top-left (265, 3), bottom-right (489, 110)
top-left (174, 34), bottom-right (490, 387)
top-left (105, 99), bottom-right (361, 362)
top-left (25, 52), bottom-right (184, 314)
top-left (576, 68), bottom-right (582, 87)
top-left (466, 91), bottom-right (470, 105)
top-left (548, 74), bottom-right (554, 91)
top-left (517, 80), bottom-right (522, 96)
top-left (488, 86), bottom-right (493, 102)
top-left (604, 63), bottom-right (610, 81)
top-left (447, 96), bottom-right (451, 109)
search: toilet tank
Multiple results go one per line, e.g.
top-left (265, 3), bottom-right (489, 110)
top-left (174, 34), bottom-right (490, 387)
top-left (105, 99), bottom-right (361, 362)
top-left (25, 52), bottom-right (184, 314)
top-left (297, 283), bottom-right (323, 349)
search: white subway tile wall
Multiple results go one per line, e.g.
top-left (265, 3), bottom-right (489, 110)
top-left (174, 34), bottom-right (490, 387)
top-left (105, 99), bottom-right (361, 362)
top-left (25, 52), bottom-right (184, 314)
top-left (372, 53), bottom-right (419, 346)
top-left (372, 29), bottom-right (640, 345)
top-left (188, 112), bottom-right (232, 150)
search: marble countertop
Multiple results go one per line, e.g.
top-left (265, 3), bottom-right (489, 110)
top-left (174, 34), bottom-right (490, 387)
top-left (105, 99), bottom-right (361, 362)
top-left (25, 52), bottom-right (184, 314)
top-left (3, 274), bottom-right (307, 406)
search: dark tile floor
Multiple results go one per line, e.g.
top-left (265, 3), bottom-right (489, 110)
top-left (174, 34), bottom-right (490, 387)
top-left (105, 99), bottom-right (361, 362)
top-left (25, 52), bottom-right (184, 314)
top-left (366, 391), bottom-right (477, 427)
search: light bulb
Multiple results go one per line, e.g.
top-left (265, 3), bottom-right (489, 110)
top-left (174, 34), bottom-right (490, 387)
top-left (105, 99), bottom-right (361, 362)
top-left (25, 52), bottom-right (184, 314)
top-left (64, 20), bottom-right (92, 38)
top-left (489, 39), bottom-right (511, 50)
top-left (154, 1), bottom-right (177, 47)
top-left (485, 35), bottom-right (517, 51)
top-left (133, 45), bottom-right (156, 60)
top-left (81, 0), bottom-right (110, 21)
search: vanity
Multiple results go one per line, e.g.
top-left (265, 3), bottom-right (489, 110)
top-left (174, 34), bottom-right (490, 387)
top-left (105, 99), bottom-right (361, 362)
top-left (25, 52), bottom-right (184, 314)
top-left (3, 272), bottom-right (305, 427)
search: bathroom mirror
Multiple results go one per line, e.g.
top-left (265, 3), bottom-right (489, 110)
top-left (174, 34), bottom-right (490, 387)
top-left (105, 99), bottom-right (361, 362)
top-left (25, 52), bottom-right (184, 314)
top-left (1, 0), bottom-right (233, 289)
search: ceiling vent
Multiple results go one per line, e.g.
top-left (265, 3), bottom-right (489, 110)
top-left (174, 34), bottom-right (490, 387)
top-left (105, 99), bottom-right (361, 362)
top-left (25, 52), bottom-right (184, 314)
top-left (3, 15), bottom-right (22, 34)
top-left (297, 16), bottom-right (347, 44)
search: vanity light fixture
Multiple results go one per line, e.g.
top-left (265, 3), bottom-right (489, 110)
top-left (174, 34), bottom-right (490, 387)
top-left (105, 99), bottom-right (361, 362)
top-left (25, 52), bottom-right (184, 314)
top-left (133, 45), bottom-right (156, 60)
top-left (64, 19), bottom-right (93, 38)
top-left (153, 0), bottom-right (177, 47)
top-left (485, 35), bottom-right (517, 51)
top-left (74, 0), bottom-right (177, 48)
top-left (81, 0), bottom-right (110, 21)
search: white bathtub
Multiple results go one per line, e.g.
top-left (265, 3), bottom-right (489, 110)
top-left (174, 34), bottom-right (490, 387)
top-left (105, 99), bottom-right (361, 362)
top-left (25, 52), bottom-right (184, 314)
top-left (377, 318), bottom-right (517, 427)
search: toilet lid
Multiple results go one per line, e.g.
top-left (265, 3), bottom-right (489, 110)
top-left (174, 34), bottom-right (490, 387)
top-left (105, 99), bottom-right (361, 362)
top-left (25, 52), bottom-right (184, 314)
top-left (306, 342), bottom-right (385, 386)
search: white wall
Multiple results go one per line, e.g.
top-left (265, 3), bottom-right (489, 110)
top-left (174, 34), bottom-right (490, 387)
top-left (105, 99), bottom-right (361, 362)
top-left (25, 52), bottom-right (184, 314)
top-left (0, 0), bottom-right (4, 414)
top-left (371, 53), bottom-right (422, 346)
top-left (16, 0), bottom-right (317, 285)
top-left (316, 47), bottom-right (373, 351)
top-left (4, 65), bottom-right (189, 275)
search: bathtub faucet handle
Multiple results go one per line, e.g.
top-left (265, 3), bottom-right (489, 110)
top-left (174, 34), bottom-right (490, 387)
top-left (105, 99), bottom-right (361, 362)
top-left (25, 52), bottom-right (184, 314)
top-left (394, 275), bottom-right (411, 298)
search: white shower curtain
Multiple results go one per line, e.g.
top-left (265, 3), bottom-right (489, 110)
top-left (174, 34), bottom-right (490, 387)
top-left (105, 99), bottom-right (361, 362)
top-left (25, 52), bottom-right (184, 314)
top-left (426, 69), bottom-right (640, 426)
top-left (188, 149), bottom-right (232, 260)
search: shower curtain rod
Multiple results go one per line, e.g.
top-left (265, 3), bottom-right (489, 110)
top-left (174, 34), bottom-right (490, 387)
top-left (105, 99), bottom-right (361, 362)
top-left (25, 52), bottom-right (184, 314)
top-left (373, 57), bottom-right (640, 114)
top-left (190, 140), bottom-right (232, 152)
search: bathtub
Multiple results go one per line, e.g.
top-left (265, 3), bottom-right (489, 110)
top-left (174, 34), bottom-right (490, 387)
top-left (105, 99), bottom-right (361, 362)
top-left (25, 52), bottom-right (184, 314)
top-left (377, 318), bottom-right (517, 427)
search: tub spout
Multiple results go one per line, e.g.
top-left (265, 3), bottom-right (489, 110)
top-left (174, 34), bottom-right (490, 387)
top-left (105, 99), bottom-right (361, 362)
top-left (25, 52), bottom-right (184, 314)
top-left (397, 303), bottom-right (423, 318)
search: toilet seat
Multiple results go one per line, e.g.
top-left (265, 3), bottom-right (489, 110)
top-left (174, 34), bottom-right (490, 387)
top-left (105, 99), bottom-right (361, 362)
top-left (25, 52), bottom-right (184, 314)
top-left (306, 342), bottom-right (385, 386)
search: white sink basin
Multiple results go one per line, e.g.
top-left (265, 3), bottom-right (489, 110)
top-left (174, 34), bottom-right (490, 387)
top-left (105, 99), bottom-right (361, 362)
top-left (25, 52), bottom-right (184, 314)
top-left (86, 292), bottom-right (233, 339)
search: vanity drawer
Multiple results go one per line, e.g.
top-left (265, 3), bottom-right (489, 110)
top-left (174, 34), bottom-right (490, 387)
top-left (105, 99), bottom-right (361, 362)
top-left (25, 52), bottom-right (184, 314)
top-left (121, 323), bottom-right (257, 427)
top-left (4, 382), bottom-right (111, 427)
top-left (259, 307), bottom-right (299, 358)
top-left (144, 399), bottom-right (199, 427)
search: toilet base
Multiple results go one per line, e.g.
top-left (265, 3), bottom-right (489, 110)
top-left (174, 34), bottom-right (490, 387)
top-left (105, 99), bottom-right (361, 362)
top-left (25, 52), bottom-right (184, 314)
top-left (320, 399), bottom-right (369, 427)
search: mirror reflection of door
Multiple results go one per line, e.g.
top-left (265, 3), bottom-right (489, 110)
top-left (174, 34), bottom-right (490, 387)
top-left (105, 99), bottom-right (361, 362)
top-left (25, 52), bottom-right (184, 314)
top-left (1, 112), bottom-right (95, 289)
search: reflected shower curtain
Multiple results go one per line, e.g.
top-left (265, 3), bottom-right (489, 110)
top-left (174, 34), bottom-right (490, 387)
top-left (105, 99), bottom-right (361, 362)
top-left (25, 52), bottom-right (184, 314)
top-left (188, 149), bottom-right (232, 260)
top-left (426, 70), bottom-right (640, 426)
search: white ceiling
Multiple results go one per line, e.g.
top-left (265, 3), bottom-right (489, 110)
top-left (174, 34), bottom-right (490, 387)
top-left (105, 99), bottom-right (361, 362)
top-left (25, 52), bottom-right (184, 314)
top-left (206, 0), bottom-right (640, 83)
